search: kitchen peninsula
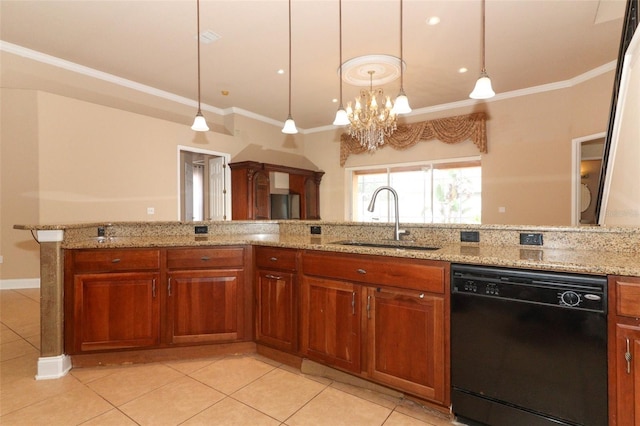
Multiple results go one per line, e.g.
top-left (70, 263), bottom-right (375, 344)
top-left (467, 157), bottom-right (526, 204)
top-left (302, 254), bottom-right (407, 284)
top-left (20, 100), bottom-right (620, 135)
top-left (15, 220), bottom-right (640, 422)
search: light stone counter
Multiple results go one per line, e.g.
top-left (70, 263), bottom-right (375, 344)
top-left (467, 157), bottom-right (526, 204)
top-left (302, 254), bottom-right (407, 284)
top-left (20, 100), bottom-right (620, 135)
top-left (19, 220), bottom-right (640, 276)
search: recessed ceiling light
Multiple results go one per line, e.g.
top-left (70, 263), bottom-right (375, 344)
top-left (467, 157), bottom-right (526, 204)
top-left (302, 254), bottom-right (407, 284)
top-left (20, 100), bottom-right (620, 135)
top-left (277, 69), bottom-right (285, 75)
top-left (221, 90), bottom-right (229, 96)
top-left (459, 67), bottom-right (468, 73)
top-left (426, 16), bottom-right (440, 26)
top-left (332, 98), bottom-right (338, 103)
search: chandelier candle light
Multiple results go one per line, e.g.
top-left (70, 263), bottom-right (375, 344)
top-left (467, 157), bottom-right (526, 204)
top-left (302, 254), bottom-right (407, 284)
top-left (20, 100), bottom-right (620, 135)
top-left (191, 0), bottom-right (209, 132)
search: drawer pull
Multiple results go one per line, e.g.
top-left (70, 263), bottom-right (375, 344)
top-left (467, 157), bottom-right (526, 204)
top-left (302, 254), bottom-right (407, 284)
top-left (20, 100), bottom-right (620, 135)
top-left (265, 274), bottom-right (282, 280)
top-left (626, 338), bottom-right (632, 374)
top-left (111, 258), bottom-right (121, 263)
top-left (419, 293), bottom-right (425, 299)
top-left (200, 256), bottom-right (211, 261)
top-left (270, 257), bottom-right (278, 262)
top-left (356, 268), bottom-right (367, 275)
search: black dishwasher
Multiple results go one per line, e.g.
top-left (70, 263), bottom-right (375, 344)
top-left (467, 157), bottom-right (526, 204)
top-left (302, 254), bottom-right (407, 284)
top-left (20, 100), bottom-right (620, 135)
top-left (451, 264), bottom-right (607, 426)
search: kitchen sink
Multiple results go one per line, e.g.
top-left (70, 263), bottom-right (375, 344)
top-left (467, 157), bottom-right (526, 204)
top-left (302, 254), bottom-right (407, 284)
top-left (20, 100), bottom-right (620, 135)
top-left (332, 240), bottom-right (440, 251)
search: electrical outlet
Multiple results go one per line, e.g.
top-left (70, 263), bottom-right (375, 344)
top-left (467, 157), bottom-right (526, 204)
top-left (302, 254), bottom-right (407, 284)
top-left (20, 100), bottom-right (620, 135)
top-left (195, 225), bottom-right (208, 234)
top-left (460, 231), bottom-right (480, 242)
top-left (97, 227), bottom-right (105, 237)
top-left (520, 233), bottom-right (543, 246)
top-left (310, 226), bottom-right (322, 235)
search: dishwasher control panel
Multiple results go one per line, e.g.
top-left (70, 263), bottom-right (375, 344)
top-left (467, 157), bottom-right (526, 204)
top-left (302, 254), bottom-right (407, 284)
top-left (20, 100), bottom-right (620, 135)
top-left (452, 264), bottom-right (607, 313)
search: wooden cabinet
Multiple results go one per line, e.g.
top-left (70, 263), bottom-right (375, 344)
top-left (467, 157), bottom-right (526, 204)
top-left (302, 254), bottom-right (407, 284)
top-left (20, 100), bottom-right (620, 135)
top-left (65, 246), bottom-right (251, 354)
top-left (166, 247), bottom-right (248, 345)
top-left (366, 286), bottom-right (446, 403)
top-left (254, 247), bottom-right (298, 352)
top-left (300, 250), bottom-right (450, 404)
top-left (229, 161), bottom-right (324, 220)
top-left (609, 275), bottom-right (640, 426)
top-left (64, 249), bottom-right (161, 353)
top-left (301, 276), bottom-right (362, 373)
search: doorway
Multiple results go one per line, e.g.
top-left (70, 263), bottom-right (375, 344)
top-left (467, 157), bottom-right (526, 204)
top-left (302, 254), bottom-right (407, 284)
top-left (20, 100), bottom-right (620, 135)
top-left (572, 133), bottom-right (605, 225)
top-left (178, 146), bottom-right (231, 221)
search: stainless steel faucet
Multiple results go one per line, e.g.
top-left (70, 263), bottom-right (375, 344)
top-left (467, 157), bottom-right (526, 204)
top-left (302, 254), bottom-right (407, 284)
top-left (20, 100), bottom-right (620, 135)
top-left (367, 186), bottom-right (408, 241)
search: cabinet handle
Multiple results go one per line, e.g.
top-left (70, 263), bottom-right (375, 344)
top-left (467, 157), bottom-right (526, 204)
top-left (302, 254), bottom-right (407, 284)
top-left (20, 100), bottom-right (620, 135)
top-left (419, 293), bottom-right (425, 299)
top-left (625, 338), bottom-right (632, 374)
top-left (111, 258), bottom-right (121, 263)
top-left (270, 257), bottom-right (278, 262)
top-left (200, 256), bottom-right (211, 261)
top-left (356, 268), bottom-right (367, 275)
top-left (352, 292), bottom-right (356, 315)
top-left (265, 274), bottom-right (282, 280)
top-left (152, 279), bottom-right (156, 298)
top-left (367, 295), bottom-right (371, 319)
top-left (168, 277), bottom-right (172, 296)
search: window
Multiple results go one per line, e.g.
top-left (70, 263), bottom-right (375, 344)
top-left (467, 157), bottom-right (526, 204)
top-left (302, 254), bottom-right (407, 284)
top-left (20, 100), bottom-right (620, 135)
top-left (349, 158), bottom-right (481, 224)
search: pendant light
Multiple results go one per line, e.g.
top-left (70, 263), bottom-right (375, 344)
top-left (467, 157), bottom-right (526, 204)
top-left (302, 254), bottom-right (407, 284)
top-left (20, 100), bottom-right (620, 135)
top-left (282, 0), bottom-right (298, 134)
top-left (394, 0), bottom-right (411, 114)
top-left (469, 0), bottom-right (495, 99)
top-left (333, 0), bottom-right (349, 126)
top-left (191, 0), bottom-right (209, 131)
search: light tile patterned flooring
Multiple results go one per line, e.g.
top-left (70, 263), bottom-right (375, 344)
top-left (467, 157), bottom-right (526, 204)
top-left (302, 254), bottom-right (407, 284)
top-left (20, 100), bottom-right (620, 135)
top-left (1, 288), bottom-right (459, 425)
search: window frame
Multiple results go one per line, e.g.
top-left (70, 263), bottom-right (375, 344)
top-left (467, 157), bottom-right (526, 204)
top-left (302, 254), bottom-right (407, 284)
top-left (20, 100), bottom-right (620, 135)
top-left (344, 156), bottom-right (482, 223)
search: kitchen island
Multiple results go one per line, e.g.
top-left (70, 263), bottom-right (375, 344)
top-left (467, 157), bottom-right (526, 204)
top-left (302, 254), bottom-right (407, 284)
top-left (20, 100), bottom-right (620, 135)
top-left (14, 220), bottom-right (640, 422)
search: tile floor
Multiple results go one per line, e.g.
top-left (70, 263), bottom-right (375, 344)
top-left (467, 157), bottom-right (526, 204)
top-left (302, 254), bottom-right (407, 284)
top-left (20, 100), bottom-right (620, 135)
top-left (1, 288), bottom-right (460, 425)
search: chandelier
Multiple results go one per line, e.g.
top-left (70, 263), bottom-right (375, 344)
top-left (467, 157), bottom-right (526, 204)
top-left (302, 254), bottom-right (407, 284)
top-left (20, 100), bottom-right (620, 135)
top-left (346, 70), bottom-right (398, 152)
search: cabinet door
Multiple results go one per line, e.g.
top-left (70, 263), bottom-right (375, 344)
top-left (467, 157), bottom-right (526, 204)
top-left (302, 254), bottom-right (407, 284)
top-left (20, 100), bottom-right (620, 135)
top-left (71, 272), bottom-right (161, 353)
top-left (301, 276), bottom-right (361, 372)
top-left (167, 269), bottom-right (243, 344)
top-left (253, 170), bottom-right (270, 219)
top-left (614, 323), bottom-right (640, 426)
top-left (255, 269), bottom-right (296, 352)
top-left (366, 286), bottom-right (446, 404)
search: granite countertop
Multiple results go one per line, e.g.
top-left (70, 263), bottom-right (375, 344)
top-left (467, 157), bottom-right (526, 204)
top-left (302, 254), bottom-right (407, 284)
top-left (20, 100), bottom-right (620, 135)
top-left (60, 232), bottom-right (640, 277)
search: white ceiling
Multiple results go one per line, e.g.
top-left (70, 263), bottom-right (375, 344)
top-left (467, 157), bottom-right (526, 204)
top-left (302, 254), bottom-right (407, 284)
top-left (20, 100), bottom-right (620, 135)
top-left (0, 0), bottom-right (626, 132)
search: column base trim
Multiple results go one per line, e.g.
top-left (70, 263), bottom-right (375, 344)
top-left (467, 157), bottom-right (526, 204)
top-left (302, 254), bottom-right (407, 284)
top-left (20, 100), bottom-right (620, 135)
top-left (36, 355), bottom-right (71, 380)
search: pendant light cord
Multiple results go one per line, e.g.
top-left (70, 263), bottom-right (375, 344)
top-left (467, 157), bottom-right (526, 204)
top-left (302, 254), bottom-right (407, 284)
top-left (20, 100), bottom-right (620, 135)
top-left (481, 0), bottom-right (486, 73)
top-left (287, 0), bottom-right (292, 117)
top-left (338, 0), bottom-right (343, 108)
top-left (196, 0), bottom-right (202, 114)
top-left (399, 0), bottom-right (404, 89)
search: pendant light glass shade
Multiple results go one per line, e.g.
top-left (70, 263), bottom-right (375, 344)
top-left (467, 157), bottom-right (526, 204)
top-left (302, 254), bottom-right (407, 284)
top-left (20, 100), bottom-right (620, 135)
top-left (191, 111), bottom-right (209, 131)
top-left (333, 107), bottom-right (349, 125)
top-left (469, 71), bottom-right (495, 99)
top-left (393, 89), bottom-right (412, 114)
top-left (282, 115), bottom-right (298, 134)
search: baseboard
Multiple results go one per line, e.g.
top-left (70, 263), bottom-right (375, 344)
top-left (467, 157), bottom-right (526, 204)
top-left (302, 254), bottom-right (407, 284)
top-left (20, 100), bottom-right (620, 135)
top-left (0, 278), bottom-right (40, 290)
top-left (36, 355), bottom-right (72, 380)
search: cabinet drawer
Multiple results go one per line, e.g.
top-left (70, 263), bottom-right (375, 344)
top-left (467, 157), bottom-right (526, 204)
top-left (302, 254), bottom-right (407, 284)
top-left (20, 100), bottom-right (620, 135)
top-left (166, 247), bottom-right (244, 269)
top-left (616, 276), bottom-right (640, 318)
top-left (302, 250), bottom-right (447, 294)
top-left (71, 249), bottom-right (160, 272)
top-left (255, 246), bottom-right (297, 271)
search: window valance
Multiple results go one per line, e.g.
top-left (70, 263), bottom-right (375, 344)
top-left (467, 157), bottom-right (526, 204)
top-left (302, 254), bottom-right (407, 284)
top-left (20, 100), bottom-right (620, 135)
top-left (339, 112), bottom-right (487, 166)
